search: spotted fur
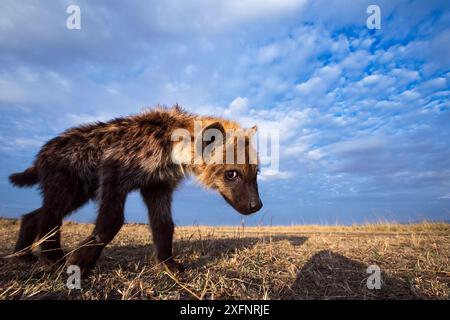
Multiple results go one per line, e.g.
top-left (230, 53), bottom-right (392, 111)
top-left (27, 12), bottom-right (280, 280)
top-left (9, 105), bottom-right (262, 276)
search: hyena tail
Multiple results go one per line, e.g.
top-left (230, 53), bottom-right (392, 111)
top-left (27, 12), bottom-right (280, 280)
top-left (9, 166), bottom-right (39, 187)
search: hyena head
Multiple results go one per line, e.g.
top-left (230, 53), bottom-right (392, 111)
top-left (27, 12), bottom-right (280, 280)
top-left (172, 120), bottom-right (263, 215)
top-left (193, 121), bottom-right (263, 215)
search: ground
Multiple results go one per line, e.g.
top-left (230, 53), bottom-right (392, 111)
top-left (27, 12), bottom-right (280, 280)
top-left (0, 218), bottom-right (448, 300)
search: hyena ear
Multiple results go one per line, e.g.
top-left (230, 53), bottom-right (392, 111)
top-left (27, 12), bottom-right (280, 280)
top-left (246, 125), bottom-right (257, 138)
top-left (201, 121), bottom-right (226, 151)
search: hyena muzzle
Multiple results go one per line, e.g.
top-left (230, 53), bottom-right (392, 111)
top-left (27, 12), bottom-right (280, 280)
top-left (9, 105), bottom-right (263, 277)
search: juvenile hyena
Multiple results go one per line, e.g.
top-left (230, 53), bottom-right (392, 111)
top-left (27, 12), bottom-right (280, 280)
top-left (9, 105), bottom-right (262, 276)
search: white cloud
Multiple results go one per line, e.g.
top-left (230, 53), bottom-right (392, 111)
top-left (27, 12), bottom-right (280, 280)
top-left (398, 90), bottom-right (421, 102)
top-left (257, 44), bottom-right (280, 64)
top-left (283, 143), bottom-right (309, 157)
top-left (340, 50), bottom-right (371, 73)
top-left (14, 137), bottom-right (44, 148)
top-left (259, 169), bottom-right (294, 181)
top-left (306, 148), bottom-right (325, 160)
top-left (184, 65), bottom-right (198, 75)
top-left (331, 35), bottom-right (350, 57)
top-left (229, 96), bottom-right (249, 110)
top-left (103, 86), bottom-right (121, 96)
top-left (419, 77), bottom-right (447, 93)
top-left (0, 135), bottom-right (47, 152)
top-left (360, 74), bottom-right (382, 86)
top-left (329, 137), bottom-right (384, 154)
top-left (67, 113), bottom-right (115, 126)
top-left (0, 67), bottom-right (71, 105)
top-left (296, 65), bottom-right (342, 96)
top-left (392, 68), bottom-right (420, 83)
top-left (128, 0), bottom-right (308, 35)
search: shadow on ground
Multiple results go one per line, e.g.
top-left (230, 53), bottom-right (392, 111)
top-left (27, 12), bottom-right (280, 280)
top-left (1, 235), bottom-right (426, 299)
top-left (104, 237), bottom-right (424, 299)
top-left (282, 250), bottom-right (422, 300)
top-left (102, 235), bottom-right (309, 269)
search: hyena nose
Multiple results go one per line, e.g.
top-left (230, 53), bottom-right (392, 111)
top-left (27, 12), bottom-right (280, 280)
top-left (249, 200), bottom-right (263, 213)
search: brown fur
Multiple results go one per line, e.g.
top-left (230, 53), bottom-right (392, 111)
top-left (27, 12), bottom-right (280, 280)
top-left (9, 105), bottom-right (262, 276)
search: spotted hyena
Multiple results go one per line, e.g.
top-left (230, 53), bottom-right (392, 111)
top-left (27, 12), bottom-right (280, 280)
top-left (9, 105), bottom-right (262, 276)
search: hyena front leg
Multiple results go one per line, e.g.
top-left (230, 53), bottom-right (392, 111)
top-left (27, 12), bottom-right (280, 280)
top-left (67, 172), bottom-right (126, 278)
top-left (141, 185), bottom-right (184, 273)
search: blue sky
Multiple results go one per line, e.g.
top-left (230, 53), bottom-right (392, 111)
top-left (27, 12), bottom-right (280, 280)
top-left (0, 0), bottom-right (449, 225)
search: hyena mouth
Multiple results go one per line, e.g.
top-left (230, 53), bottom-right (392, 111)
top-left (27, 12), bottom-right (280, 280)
top-left (219, 192), bottom-right (255, 216)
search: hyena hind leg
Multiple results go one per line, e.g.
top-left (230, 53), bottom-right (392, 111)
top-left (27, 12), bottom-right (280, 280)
top-left (36, 184), bottom-right (92, 265)
top-left (12, 208), bottom-right (42, 262)
top-left (36, 210), bottom-right (64, 265)
top-left (66, 176), bottom-right (126, 278)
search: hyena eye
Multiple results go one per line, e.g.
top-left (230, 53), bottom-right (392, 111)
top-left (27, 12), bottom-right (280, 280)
top-left (224, 170), bottom-right (238, 181)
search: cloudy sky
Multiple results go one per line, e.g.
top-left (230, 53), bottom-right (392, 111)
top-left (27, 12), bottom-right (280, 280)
top-left (1, 0), bottom-right (449, 225)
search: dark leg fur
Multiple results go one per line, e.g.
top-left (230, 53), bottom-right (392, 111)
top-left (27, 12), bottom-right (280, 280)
top-left (34, 174), bottom-right (93, 265)
top-left (13, 209), bottom-right (41, 262)
top-left (67, 170), bottom-right (126, 277)
top-left (141, 185), bottom-right (184, 273)
top-left (36, 207), bottom-right (65, 265)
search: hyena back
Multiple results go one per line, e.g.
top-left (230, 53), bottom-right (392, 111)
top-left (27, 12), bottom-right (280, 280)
top-left (9, 105), bottom-right (262, 276)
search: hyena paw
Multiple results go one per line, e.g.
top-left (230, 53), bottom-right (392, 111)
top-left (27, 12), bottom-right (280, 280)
top-left (66, 252), bottom-right (95, 278)
top-left (161, 259), bottom-right (186, 273)
top-left (38, 250), bottom-right (66, 267)
top-left (8, 252), bottom-right (38, 264)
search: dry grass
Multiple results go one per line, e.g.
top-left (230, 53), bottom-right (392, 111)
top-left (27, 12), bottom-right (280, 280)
top-left (0, 218), bottom-right (449, 300)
